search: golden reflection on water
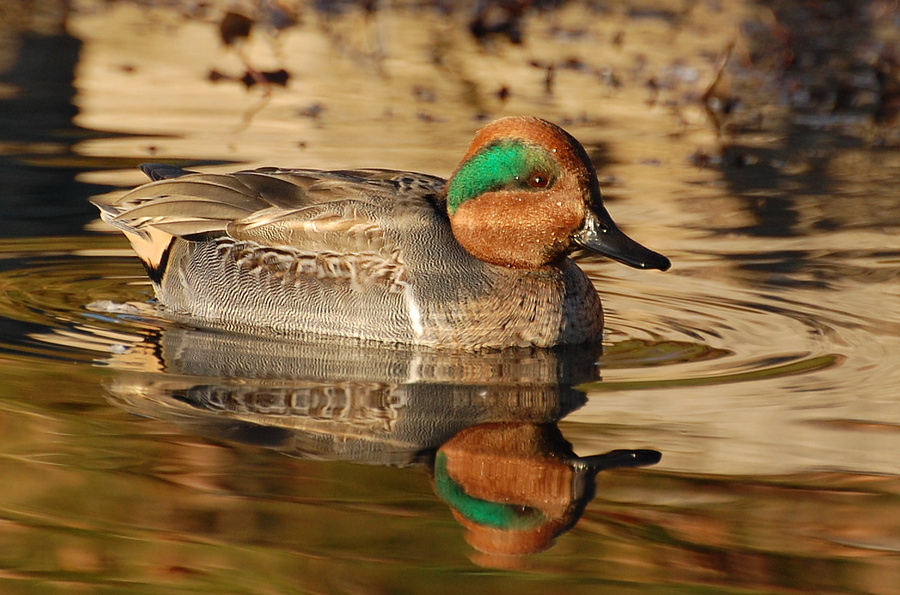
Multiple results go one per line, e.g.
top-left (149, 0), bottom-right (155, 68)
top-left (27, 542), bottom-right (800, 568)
top-left (1, 0), bottom-right (900, 593)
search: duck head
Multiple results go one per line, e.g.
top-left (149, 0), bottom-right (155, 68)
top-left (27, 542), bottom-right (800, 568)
top-left (445, 116), bottom-right (671, 271)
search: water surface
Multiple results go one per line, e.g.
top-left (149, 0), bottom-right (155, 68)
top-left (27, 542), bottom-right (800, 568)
top-left (1, 1), bottom-right (899, 593)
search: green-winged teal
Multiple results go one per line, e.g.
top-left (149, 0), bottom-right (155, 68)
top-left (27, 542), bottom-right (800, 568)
top-left (93, 116), bottom-right (670, 350)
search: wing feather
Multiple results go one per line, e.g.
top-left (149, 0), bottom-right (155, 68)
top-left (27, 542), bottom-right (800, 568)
top-left (93, 166), bottom-right (446, 276)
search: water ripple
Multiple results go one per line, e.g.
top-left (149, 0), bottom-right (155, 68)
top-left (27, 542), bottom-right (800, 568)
top-left (0, 239), bottom-right (848, 397)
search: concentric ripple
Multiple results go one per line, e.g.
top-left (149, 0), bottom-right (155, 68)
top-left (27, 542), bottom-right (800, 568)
top-left (0, 237), bottom-right (844, 393)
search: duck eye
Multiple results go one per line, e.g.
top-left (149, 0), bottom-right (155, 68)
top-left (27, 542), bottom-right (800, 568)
top-left (527, 171), bottom-right (551, 189)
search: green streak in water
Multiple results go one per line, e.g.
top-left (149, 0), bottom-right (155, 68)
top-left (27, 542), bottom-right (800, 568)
top-left (433, 452), bottom-right (546, 530)
top-left (580, 353), bottom-right (844, 391)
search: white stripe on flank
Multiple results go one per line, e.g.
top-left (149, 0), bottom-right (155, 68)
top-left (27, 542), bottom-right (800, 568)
top-left (404, 286), bottom-right (424, 339)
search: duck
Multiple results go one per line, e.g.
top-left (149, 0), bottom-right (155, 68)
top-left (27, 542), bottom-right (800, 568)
top-left (93, 116), bottom-right (670, 350)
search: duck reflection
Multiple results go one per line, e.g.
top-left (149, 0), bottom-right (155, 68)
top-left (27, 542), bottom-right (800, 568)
top-left (435, 423), bottom-right (659, 556)
top-left (93, 324), bottom-right (660, 555)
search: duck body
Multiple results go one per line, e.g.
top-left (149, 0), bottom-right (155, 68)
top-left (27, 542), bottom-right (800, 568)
top-left (94, 117), bottom-right (669, 350)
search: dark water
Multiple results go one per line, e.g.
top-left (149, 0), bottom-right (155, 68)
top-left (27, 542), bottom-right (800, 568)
top-left (1, 1), bottom-right (899, 593)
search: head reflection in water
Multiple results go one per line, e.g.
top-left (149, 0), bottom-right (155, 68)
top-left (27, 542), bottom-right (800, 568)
top-left (433, 422), bottom-right (660, 557)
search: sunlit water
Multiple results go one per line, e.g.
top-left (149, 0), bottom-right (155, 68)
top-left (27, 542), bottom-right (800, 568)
top-left (1, 1), bottom-right (900, 593)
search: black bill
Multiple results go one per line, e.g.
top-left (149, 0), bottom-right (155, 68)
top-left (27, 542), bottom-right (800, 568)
top-left (573, 207), bottom-right (671, 271)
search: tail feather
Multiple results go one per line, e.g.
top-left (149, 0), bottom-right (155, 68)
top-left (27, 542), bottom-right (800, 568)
top-left (94, 201), bottom-right (174, 285)
top-left (140, 163), bottom-right (194, 181)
